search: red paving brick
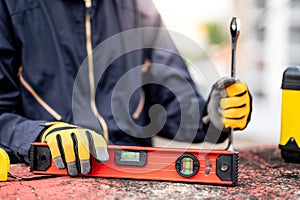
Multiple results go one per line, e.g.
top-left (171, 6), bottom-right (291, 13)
top-left (0, 146), bottom-right (299, 199)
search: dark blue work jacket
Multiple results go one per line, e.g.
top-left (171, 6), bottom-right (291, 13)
top-left (0, 0), bottom-right (226, 163)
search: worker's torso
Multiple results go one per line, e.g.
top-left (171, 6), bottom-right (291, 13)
top-left (5, 0), bottom-right (159, 146)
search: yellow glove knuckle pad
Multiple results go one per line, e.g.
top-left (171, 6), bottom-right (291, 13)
top-left (225, 82), bottom-right (248, 96)
top-left (60, 131), bottom-right (77, 163)
top-left (223, 117), bottom-right (248, 129)
top-left (222, 105), bottom-right (249, 119)
top-left (75, 130), bottom-right (90, 161)
top-left (45, 134), bottom-right (62, 161)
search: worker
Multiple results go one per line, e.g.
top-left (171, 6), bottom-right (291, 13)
top-left (0, 0), bottom-right (252, 176)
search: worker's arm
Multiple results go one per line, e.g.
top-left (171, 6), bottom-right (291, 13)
top-left (140, 1), bottom-right (251, 143)
top-left (0, 2), bottom-right (46, 163)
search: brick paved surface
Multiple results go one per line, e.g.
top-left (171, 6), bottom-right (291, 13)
top-left (0, 146), bottom-right (299, 199)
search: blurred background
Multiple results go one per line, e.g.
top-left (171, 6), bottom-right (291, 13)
top-left (151, 0), bottom-right (297, 149)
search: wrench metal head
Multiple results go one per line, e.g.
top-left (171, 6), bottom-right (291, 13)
top-left (230, 17), bottom-right (241, 41)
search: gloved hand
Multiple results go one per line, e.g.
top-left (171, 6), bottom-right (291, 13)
top-left (41, 122), bottom-right (109, 177)
top-left (205, 77), bottom-right (252, 131)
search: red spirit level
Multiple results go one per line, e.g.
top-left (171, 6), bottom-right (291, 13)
top-left (30, 143), bottom-right (238, 185)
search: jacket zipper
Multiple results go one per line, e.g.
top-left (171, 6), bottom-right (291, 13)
top-left (18, 67), bottom-right (62, 121)
top-left (132, 90), bottom-right (145, 120)
top-left (84, 0), bottom-right (109, 141)
top-left (132, 60), bottom-right (151, 119)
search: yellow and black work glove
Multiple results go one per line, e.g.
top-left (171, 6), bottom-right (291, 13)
top-left (41, 122), bottom-right (109, 177)
top-left (206, 77), bottom-right (252, 131)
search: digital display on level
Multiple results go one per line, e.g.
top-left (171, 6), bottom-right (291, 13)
top-left (120, 151), bottom-right (140, 162)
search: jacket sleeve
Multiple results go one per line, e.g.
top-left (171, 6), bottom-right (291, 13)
top-left (141, 1), bottom-right (229, 143)
top-left (0, 2), bottom-right (45, 163)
